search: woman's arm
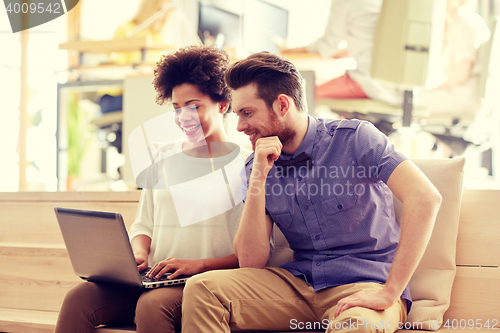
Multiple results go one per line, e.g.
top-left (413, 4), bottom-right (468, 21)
top-left (131, 234), bottom-right (152, 272)
top-left (280, 46), bottom-right (309, 54)
top-left (146, 254), bottom-right (239, 280)
top-left (436, 58), bottom-right (473, 89)
top-left (280, 46), bottom-right (350, 59)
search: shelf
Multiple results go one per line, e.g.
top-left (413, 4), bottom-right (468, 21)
top-left (91, 111), bottom-right (123, 128)
top-left (59, 36), bottom-right (175, 53)
top-left (63, 63), bottom-right (155, 80)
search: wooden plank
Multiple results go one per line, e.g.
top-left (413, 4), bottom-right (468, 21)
top-left (0, 275), bottom-right (79, 312)
top-left (0, 308), bottom-right (58, 333)
top-left (59, 37), bottom-right (174, 53)
top-left (0, 313), bottom-right (495, 333)
top-left (66, 64), bottom-right (156, 81)
top-left (0, 201), bottom-right (139, 244)
top-left (0, 243), bottom-right (67, 254)
top-left (0, 245), bottom-right (81, 311)
top-left (90, 111), bottom-right (123, 128)
top-left (65, 0), bottom-right (80, 68)
top-left (0, 317), bottom-right (495, 333)
top-left (0, 191), bottom-right (141, 202)
top-left (456, 190), bottom-right (500, 267)
top-left (444, 266), bottom-right (500, 324)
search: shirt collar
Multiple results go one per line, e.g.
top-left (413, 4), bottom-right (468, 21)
top-left (279, 114), bottom-right (317, 161)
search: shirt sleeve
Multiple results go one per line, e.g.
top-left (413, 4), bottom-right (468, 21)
top-left (306, 0), bottom-right (348, 57)
top-left (128, 189), bottom-right (154, 241)
top-left (240, 164), bottom-right (249, 203)
top-left (352, 121), bottom-right (407, 184)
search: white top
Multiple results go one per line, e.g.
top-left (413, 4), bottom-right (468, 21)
top-left (307, 0), bottom-right (403, 104)
top-left (416, 11), bottom-right (489, 114)
top-left (129, 139), bottom-right (251, 265)
top-left (439, 10), bottom-right (489, 81)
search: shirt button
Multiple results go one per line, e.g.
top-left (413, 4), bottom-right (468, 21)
top-left (304, 205), bottom-right (309, 211)
top-left (316, 262), bottom-right (321, 266)
top-left (315, 235), bottom-right (320, 240)
top-left (337, 204), bottom-right (343, 210)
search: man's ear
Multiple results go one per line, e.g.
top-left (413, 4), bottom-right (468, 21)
top-left (276, 94), bottom-right (291, 117)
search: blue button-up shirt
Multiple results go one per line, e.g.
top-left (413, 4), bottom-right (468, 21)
top-left (244, 116), bottom-right (411, 308)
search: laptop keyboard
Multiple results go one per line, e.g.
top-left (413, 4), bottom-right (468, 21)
top-left (140, 270), bottom-right (173, 282)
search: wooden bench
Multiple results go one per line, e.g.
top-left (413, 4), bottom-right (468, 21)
top-left (0, 192), bottom-right (139, 333)
top-left (0, 189), bottom-right (498, 333)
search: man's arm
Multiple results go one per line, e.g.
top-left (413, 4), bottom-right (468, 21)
top-left (233, 137), bottom-right (282, 268)
top-left (233, 203), bottom-right (273, 268)
top-left (334, 160), bottom-right (442, 317)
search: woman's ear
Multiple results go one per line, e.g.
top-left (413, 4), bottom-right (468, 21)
top-left (219, 103), bottom-right (229, 114)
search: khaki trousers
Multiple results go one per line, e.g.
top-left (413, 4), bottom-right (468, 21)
top-left (182, 267), bottom-right (407, 333)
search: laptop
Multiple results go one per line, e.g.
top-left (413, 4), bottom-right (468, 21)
top-left (54, 207), bottom-right (189, 289)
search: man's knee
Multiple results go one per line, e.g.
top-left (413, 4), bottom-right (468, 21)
top-left (183, 270), bottom-right (230, 300)
top-left (327, 315), bottom-right (382, 333)
top-left (325, 309), bottom-right (401, 333)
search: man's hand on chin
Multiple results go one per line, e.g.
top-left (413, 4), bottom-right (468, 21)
top-left (252, 136), bottom-right (283, 181)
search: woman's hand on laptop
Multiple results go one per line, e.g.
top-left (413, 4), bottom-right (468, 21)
top-left (147, 257), bottom-right (204, 280)
top-left (134, 253), bottom-right (149, 272)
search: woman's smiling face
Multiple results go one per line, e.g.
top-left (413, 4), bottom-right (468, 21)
top-left (171, 83), bottom-right (224, 144)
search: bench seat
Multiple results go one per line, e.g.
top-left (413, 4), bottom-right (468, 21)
top-left (0, 188), bottom-right (498, 332)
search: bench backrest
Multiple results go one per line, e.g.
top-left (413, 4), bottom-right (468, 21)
top-left (0, 191), bottom-right (140, 312)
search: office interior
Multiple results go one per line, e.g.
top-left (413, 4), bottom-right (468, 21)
top-left (1, 0), bottom-right (500, 193)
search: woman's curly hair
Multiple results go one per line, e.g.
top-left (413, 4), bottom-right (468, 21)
top-left (153, 45), bottom-right (231, 113)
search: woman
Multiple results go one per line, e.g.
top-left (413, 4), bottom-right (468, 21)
top-left (55, 45), bottom-right (249, 333)
top-left (113, 0), bottom-right (199, 64)
top-left (415, 0), bottom-right (490, 116)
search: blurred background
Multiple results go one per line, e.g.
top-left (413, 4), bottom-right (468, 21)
top-left (1, 0), bottom-right (500, 192)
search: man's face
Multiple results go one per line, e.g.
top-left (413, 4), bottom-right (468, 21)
top-left (232, 83), bottom-right (295, 150)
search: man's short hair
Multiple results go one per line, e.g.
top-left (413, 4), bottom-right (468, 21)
top-left (225, 52), bottom-right (307, 113)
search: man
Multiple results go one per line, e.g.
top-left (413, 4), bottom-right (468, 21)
top-left (181, 52), bottom-right (442, 333)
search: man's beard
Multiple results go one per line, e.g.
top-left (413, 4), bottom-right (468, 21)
top-left (263, 109), bottom-right (296, 150)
